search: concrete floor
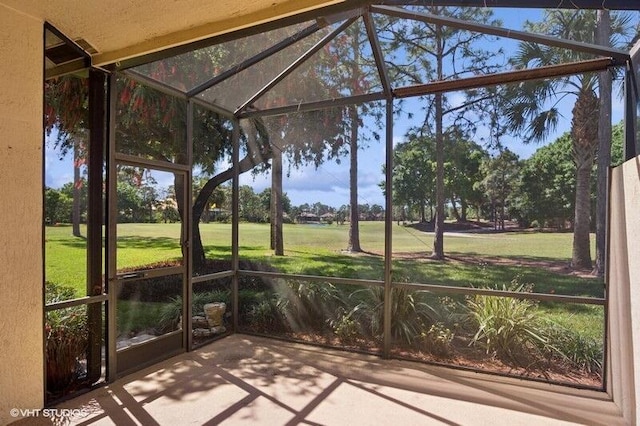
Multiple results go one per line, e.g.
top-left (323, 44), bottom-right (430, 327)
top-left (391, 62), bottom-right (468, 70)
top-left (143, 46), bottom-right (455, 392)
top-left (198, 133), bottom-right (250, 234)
top-left (14, 334), bottom-right (625, 425)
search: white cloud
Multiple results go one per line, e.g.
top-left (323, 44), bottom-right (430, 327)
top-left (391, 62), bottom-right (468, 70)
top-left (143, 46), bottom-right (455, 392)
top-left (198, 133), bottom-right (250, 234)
top-left (447, 92), bottom-right (466, 110)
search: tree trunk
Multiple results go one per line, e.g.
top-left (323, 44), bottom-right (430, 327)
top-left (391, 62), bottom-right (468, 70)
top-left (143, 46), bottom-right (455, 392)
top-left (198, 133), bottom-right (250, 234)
top-left (271, 141), bottom-right (284, 255)
top-left (460, 199), bottom-right (468, 222)
top-left (450, 197), bottom-right (461, 222)
top-left (431, 24), bottom-right (445, 260)
top-left (72, 141), bottom-right (82, 237)
top-left (203, 204), bottom-right (210, 223)
top-left (174, 171), bottom-right (186, 260)
top-left (573, 163), bottom-right (593, 269)
top-left (192, 120), bottom-right (272, 271)
top-left (571, 86), bottom-right (598, 270)
top-left (420, 202), bottom-right (426, 223)
top-left (347, 105), bottom-right (362, 252)
top-left (492, 202), bottom-right (497, 230)
top-left (594, 10), bottom-right (611, 278)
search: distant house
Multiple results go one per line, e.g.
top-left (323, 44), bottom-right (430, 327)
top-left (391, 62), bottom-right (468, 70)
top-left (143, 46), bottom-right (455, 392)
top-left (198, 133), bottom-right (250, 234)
top-left (320, 212), bottom-right (335, 223)
top-left (205, 207), bottom-right (230, 222)
top-left (297, 212), bottom-right (320, 223)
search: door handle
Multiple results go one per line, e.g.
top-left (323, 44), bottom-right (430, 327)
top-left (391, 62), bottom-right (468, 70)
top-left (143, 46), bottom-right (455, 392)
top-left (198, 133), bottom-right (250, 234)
top-left (117, 272), bottom-right (148, 280)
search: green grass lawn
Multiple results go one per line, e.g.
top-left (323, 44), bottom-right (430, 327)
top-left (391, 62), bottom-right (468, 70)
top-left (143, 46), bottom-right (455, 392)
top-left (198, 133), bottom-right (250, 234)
top-left (46, 221), bottom-right (603, 340)
top-left (46, 221), bottom-right (601, 294)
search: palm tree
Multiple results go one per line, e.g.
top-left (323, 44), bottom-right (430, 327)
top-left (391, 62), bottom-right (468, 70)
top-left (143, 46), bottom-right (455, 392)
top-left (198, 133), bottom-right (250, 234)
top-left (507, 9), bottom-right (631, 270)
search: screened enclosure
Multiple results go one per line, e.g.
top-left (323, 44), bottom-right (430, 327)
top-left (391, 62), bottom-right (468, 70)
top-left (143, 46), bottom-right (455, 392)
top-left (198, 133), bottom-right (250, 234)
top-left (43, 1), bottom-right (640, 402)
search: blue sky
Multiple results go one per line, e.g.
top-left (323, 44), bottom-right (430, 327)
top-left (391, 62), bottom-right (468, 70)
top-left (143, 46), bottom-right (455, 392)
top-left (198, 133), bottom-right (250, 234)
top-left (45, 7), bottom-right (633, 208)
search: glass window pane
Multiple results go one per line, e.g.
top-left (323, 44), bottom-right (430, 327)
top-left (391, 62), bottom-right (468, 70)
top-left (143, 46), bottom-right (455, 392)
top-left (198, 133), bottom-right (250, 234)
top-left (45, 75), bottom-right (91, 299)
top-left (115, 165), bottom-right (184, 271)
top-left (238, 276), bottom-right (381, 355)
top-left (45, 303), bottom-right (105, 400)
top-left (116, 274), bottom-right (183, 350)
top-left (114, 76), bottom-right (188, 164)
top-left (238, 102), bottom-right (386, 281)
top-left (133, 21), bottom-right (318, 93)
top-left (191, 278), bottom-right (232, 347)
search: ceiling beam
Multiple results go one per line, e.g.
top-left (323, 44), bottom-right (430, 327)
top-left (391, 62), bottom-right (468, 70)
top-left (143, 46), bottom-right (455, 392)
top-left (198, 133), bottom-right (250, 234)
top-left (238, 92), bottom-right (386, 118)
top-left (394, 57), bottom-right (615, 98)
top-left (381, 0), bottom-right (640, 10)
top-left (373, 5), bottom-right (630, 64)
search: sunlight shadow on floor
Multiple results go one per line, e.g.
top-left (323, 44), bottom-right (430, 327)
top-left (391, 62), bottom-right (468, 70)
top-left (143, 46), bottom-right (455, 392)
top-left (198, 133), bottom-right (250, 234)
top-left (14, 334), bottom-right (624, 426)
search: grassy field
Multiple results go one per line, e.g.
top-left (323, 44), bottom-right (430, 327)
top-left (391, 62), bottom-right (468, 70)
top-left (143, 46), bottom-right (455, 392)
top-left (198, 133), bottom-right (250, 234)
top-left (46, 221), bottom-right (604, 340)
top-left (46, 221), bottom-right (600, 292)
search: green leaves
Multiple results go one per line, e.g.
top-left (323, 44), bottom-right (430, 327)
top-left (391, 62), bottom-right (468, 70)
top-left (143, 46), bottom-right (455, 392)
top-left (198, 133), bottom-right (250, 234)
top-left (467, 280), bottom-right (547, 363)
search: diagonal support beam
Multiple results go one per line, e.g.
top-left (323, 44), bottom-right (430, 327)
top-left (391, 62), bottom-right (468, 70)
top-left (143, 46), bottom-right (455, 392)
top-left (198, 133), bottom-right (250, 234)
top-left (234, 17), bottom-right (359, 116)
top-left (372, 5), bottom-right (630, 64)
top-left (364, 11), bottom-right (392, 98)
top-left (187, 23), bottom-right (321, 98)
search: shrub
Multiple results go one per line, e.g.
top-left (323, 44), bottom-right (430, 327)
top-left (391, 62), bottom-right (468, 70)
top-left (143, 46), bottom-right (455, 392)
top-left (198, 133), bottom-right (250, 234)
top-left (545, 323), bottom-right (603, 375)
top-left (351, 286), bottom-right (440, 345)
top-left (420, 322), bottom-right (454, 357)
top-left (245, 297), bottom-right (290, 334)
top-left (282, 280), bottom-right (345, 331)
top-left (329, 308), bottom-right (362, 344)
top-left (160, 290), bottom-right (231, 330)
top-left (45, 282), bottom-right (88, 393)
top-left (467, 280), bottom-right (549, 365)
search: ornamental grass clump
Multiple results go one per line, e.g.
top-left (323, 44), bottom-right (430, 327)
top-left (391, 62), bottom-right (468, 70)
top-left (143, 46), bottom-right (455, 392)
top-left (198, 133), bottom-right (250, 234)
top-left (283, 280), bottom-right (345, 331)
top-left (545, 323), bottom-right (603, 376)
top-left (246, 297), bottom-right (290, 333)
top-left (350, 286), bottom-right (440, 345)
top-left (467, 279), bottom-right (550, 366)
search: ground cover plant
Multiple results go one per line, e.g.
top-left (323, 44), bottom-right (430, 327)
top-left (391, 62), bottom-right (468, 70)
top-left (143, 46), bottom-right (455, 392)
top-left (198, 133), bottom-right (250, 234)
top-left (45, 220), bottom-right (604, 387)
top-left (45, 282), bottom-right (90, 397)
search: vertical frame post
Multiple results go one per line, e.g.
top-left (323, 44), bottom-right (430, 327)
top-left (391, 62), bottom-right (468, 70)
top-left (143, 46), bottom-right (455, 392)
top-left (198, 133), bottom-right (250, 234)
top-left (106, 73), bottom-right (118, 382)
top-left (86, 69), bottom-right (107, 383)
top-left (603, 165), bottom-right (612, 393)
top-left (383, 99), bottom-right (393, 357)
top-left (185, 100), bottom-right (194, 350)
top-left (232, 119), bottom-right (240, 331)
top-left (624, 64), bottom-right (637, 161)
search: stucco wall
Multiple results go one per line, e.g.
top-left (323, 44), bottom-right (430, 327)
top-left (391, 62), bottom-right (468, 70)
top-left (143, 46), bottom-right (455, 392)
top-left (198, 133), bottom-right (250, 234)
top-left (0, 5), bottom-right (43, 425)
top-left (608, 155), bottom-right (640, 425)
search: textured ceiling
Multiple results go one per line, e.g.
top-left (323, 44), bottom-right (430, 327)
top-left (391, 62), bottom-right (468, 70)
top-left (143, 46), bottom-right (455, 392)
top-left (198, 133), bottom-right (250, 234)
top-left (1, 0), bottom-right (344, 65)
